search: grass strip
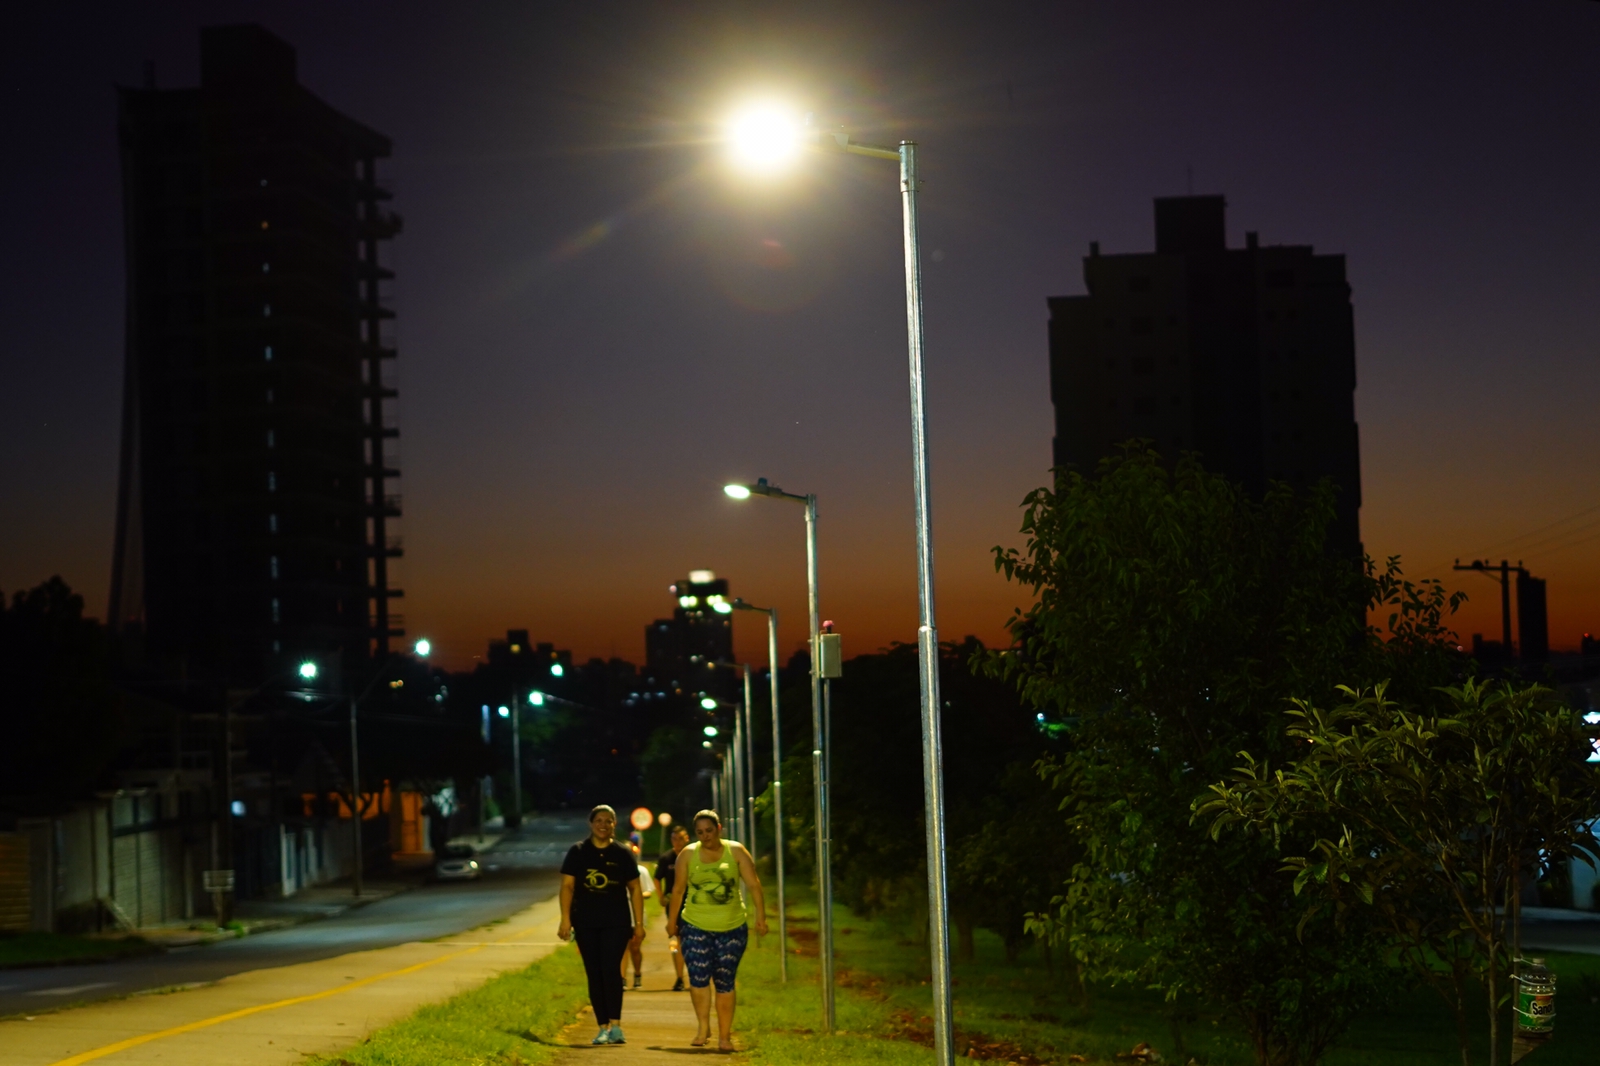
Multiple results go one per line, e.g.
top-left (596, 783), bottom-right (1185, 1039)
top-left (303, 942), bottom-right (587, 1066)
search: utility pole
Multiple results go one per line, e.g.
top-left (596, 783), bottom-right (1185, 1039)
top-left (1454, 558), bottom-right (1524, 656)
top-left (511, 689), bottom-right (523, 829)
top-left (349, 689), bottom-right (363, 898)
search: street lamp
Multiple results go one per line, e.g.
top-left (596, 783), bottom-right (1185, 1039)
top-left (730, 597), bottom-right (787, 983)
top-left (723, 477), bottom-right (832, 1025)
top-left (298, 660), bottom-right (318, 680)
top-left (721, 108), bottom-right (953, 1062)
top-left (700, 661), bottom-right (760, 860)
top-left (413, 638), bottom-right (431, 658)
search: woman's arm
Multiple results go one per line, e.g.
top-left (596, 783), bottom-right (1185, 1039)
top-left (734, 844), bottom-right (768, 936)
top-left (629, 878), bottom-right (647, 941)
top-left (666, 848), bottom-right (690, 935)
top-left (557, 874), bottom-right (576, 940)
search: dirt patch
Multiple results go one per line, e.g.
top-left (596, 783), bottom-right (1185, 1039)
top-left (887, 1008), bottom-right (1060, 1064)
top-left (789, 927), bottom-right (819, 956)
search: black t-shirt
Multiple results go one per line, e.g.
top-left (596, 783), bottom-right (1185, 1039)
top-left (654, 849), bottom-right (680, 905)
top-left (561, 839), bottom-right (639, 929)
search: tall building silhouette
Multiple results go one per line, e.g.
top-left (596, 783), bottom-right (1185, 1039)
top-left (645, 570), bottom-right (736, 702)
top-left (1049, 196), bottom-right (1361, 555)
top-left (109, 25), bottom-right (403, 684)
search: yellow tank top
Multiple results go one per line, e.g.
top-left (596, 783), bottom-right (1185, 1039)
top-left (680, 841), bottom-right (747, 932)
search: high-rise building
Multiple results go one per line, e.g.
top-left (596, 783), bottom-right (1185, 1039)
top-left (645, 570), bottom-right (736, 700)
top-left (1048, 196), bottom-right (1361, 556)
top-left (108, 25), bottom-right (403, 684)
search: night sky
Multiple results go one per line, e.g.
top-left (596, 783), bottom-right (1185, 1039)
top-left (4, 3), bottom-right (1599, 672)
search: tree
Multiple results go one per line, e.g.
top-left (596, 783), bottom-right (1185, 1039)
top-left (981, 448), bottom-right (1456, 1066)
top-left (1203, 680), bottom-right (1600, 1066)
top-left (0, 577), bottom-right (137, 803)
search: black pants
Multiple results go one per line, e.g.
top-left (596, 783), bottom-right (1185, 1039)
top-left (573, 925), bottom-right (631, 1025)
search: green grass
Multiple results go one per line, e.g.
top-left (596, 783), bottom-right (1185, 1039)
top-left (732, 890), bottom-right (1600, 1065)
top-left (0, 932), bottom-right (159, 968)
top-left (303, 942), bottom-right (589, 1066)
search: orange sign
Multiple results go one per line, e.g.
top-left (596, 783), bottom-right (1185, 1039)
top-left (630, 807), bottom-right (653, 831)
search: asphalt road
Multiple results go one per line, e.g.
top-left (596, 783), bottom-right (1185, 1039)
top-left (0, 815), bottom-right (591, 1017)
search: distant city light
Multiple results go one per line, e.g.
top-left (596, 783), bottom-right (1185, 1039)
top-left (689, 569), bottom-right (715, 583)
top-left (231, 800), bottom-right (247, 816)
top-left (702, 741), bottom-right (713, 749)
top-left (723, 483), bottom-right (751, 500)
top-left (497, 705), bottom-right (510, 718)
top-left (414, 638), bottom-right (431, 657)
top-left (703, 725), bottom-right (719, 737)
top-left (701, 697), bottom-right (718, 710)
top-left (550, 662), bottom-right (564, 677)
top-left (528, 691), bottom-right (545, 707)
top-left (679, 595), bottom-right (699, 608)
top-left (298, 661), bottom-right (318, 680)
top-left (1036, 713), bottom-right (1045, 722)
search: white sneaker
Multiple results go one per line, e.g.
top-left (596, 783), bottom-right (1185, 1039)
top-left (591, 1028), bottom-right (611, 1045)
top-left (608, 1024), bottom-right (626, 1044)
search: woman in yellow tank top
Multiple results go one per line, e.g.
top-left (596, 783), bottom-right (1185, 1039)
top-left (665, 809), bottom-right (767, 1050)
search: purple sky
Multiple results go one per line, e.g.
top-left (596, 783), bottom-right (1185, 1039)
top-left (4, 2), bottom-right (1599, 671)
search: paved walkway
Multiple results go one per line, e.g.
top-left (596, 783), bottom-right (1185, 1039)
top-left (552, 932), bottom-right (729, 1061)
top-left (2, 894), bottom-right (565, 1066)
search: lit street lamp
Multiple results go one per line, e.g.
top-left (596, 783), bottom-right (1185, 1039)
top-left (722, 106), bottom-right (953, 1062)
top-left (724, 477), bottom-right (832, 1025)
top-left (730, 596), bottom-right (787, 983)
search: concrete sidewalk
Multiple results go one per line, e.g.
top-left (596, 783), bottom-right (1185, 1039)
top-left (2, 893), bottom-right (564, 1066)
top-left (551, 934), bottom-right (738, 1060)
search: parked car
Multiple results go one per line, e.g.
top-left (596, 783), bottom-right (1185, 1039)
top-left (434, 843), bottom-right (480, 881)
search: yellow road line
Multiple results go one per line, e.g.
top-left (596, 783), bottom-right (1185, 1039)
top-left (45, 923), bottom-right (557, 1066)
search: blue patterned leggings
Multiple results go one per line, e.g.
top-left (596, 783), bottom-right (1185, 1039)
top-left (677, 920), bottom-right (748, 993)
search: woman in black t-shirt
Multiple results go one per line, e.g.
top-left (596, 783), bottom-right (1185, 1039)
top-left (558, 805), bottom-right (644, 1045)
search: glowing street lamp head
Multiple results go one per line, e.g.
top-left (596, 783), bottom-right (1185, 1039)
top-left (298, 661), bottom-right (318, 680)
top-left (497, 705), bottom-right (510, 718)
top-left (703, 725), bottom-right (719, 738)
top-left (550, 662), bottom-right (564, 677)
top-left (723, 483), bottom-right (751, 500)
top-left (528, 691), bottom-right (545, 707)
top-left (413, 638), bottom-right (431, 658)
top-left (726, 103), bottom-right (802, 172)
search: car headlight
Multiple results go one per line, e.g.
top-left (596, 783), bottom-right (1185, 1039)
top-left (468, 861), bottom-right (478, 869)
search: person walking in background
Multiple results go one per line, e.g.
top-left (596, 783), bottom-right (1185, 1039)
top-left (621, 842), bottom-right (656, 989)
top-left (655, 823), bottom-right (691, 991)
top-left (558, 805), bottom-right (644, 1045)
top-left (666, 810), bottom-right (767, 1051)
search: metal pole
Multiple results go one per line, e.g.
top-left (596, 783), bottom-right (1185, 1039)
top-left (768, 608), bottom-right (787, 982)
top-left (900, 139), bottom-right (953, 1066)
top-left (804, 493), bottom-right (834, 1031)
top-left (731, 711), bottom-right (744, 842)
top-left (743, 666), bottom-right (757, 861)
top-left (511, 691), bottom-right (523, 829)
top-left (479, 705), bottom-right (488, 844)
top-left (349, 692), bottom-right (363, 898)
top-left (1500, 559), bottom-right (1513, 654)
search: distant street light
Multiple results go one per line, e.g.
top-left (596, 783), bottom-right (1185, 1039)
top-left (730, 596), bottom-right (787, 983)
top-left (298, 661), bottom-right (318, 680)
top-left (720, 106), bottom-right (952, 1061)
top-left (550, 662), bottom-right (564, 677)
top-left (497, 705), bottom-right (510, 718)
top-left (528, 691), bottom-right (546, 707)
top-left (723, 477), bottom-right (831, 1024)
top-left (704, 725), bottom-right (719, 737)
top-left (413, 638), bottom-right (431, 658)
top-left (701, 696), bottom-right (719, 711)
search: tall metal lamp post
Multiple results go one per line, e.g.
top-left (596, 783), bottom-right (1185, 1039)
top-left (729, 597), bottom-right (786, 982)
top-left (723, 478), bottom-right (830, 1025)
top-left (722, 108), bottom-right (951, 1063)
